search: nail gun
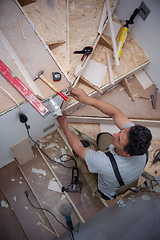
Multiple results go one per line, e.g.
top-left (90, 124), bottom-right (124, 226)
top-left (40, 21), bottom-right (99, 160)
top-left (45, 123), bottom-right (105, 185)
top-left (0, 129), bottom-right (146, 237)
top-left (62, 167), bottom-right (82, 193)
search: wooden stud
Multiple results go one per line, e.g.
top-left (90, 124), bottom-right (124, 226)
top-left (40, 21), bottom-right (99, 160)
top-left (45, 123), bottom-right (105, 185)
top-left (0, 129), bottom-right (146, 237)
top-left (120, 77), bottom-right (135, 101)
top-left (106, 0), bottom-right (119, 66)
top-left (80, 76), bottom-right (103, 94)
top-left (106, 51), bottom-right (114, 85)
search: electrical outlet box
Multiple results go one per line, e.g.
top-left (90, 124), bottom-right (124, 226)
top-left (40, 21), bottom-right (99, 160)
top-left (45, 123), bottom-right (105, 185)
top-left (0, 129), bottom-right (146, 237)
top-left (138, 1), bottom-right (150, 20)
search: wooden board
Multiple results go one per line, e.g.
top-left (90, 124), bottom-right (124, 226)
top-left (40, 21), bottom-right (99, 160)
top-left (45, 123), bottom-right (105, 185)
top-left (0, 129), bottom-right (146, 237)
top-left (0, 186), bottom-right (28, 240)
top-left (0, 0), bottom-right (70, 114)
top-left (17, 149), bottom-right (79, 237)
top-left (10, 138), bottom-right (35, 165)
top-left (68, 77), bottom-right (160, 120)
top-left (0, 161), bottom-right (55, 240)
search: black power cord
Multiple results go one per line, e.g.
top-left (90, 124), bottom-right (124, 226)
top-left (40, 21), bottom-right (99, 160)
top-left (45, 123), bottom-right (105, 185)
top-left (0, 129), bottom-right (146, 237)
top-left (25, 191), bottom-right (69, 231)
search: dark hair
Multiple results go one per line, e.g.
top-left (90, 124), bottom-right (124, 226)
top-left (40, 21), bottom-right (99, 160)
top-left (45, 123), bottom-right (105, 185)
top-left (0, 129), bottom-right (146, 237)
top-left (124, 125), bottom-right (152, 156)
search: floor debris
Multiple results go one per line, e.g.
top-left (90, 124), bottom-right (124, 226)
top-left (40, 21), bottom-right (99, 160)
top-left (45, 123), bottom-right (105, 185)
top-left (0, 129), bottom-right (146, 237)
top-left (32, 168), bottom-right (47, 176)
top-left (1, 200), bottom-right (9, 208)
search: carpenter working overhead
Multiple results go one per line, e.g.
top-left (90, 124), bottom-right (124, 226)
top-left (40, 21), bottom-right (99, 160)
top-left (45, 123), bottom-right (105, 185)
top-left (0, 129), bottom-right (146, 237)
top-left (57, 88), bottom-right (152, 200)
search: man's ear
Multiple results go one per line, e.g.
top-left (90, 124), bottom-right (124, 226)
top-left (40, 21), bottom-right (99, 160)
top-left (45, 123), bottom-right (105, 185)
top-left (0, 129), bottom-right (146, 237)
top-left (123, 151), bottom-right (130, 157)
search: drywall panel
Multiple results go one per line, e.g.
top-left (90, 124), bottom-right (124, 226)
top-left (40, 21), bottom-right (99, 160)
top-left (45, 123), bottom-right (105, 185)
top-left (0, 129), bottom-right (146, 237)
top-left (0, 95), bottom-right (63, 169)
top-left (115, 0), bottom-right (160, 89)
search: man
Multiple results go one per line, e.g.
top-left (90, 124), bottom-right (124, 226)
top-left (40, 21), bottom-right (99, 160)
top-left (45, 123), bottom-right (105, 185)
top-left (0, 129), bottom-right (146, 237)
top-left (57, 88), bottom-right (152, 200)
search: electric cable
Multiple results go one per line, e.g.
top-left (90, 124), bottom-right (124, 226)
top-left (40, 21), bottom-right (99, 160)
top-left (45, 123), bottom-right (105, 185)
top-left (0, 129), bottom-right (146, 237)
top-left (24, 191), bottom-right (70, 231)
top-left (24, 122), bottom-right (77, 168)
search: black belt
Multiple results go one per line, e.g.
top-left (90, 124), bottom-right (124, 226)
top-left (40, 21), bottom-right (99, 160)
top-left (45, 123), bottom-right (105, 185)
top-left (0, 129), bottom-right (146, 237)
top-left (98, 189), bottom-right (113, 200)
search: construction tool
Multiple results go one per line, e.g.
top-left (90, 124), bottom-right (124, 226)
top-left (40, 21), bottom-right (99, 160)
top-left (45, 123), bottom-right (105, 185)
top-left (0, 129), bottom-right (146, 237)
top-left (150, 85), bottom-right (158, 109)
top-left (52, 72), bottom-right (62, 81)
top-left (74, 46), bottom-right (93, 61)
top-left (0, 60), bottom-right (50, 118)
top-left (62, 167), bottom-right (82, 193)
top-left (60, 203), bottom-right (73, 232)
top-left (34, 70), bottom-right (68, 101)
top-left (151, 149), bottom-right (160, 166)
top-left (117, 8), bottom-right (139, 59)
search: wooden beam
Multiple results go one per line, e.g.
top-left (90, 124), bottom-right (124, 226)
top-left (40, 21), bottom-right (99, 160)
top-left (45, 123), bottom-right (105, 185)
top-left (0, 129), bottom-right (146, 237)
top-left (67, 115), bottom-right (160, 127)
top-left (106, 51), bottom-right (114, 85)
top-left (121, 77), bottom-right (135, 101)
top-left (106, 0), bottom-right (119, 66)
top-left (80, 76), bottom-right (103, 94)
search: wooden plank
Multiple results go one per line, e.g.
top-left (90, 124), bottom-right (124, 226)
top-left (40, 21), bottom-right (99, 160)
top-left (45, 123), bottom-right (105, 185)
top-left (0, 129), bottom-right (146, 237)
top-left (98, 1), bottom-right (107, 34)
top-left (80, 76), bottom-right (103, 94)
top-left (121, 77), bottom-right (135, 101)
top-left (106, 51), bottom-right (114, 84)
top-left (106, 0), bottom-right (119, 65)
top-left (17, 149), bottom-right (79, 237)
top-left (0, 186), bottom-right (28, 240)
top-left (135, 70), bottom-right (153, 89)
top-left (0, 161), bottom-right (55, 240)
top-left (10, 138), bottom-right (34, 165)
top-left (0, 30), bottom-right (44, 99)
top-left (103, 20), bottom-right (121, 38)
top-left (79, 59), bottom-right (107, 87)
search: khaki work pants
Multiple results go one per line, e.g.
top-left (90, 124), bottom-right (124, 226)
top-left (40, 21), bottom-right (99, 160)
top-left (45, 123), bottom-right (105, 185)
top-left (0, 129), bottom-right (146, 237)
top-left (75, 132), bottom-right (113, 198)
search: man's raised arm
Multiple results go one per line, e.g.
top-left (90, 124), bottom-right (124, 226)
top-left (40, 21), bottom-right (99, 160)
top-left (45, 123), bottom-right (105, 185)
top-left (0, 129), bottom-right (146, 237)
top-left (70, 88), bottom-right (131, 130)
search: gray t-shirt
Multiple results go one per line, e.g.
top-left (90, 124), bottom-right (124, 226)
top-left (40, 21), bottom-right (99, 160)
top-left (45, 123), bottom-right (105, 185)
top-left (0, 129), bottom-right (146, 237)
top-left (85, 123), bottom-right (147, 199)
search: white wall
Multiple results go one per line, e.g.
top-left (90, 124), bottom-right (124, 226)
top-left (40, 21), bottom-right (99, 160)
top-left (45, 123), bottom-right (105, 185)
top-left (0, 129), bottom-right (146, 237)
top-left (0, 95), bottom-right (63, 169)
top-left (115, 0), bottom-right (160, 89)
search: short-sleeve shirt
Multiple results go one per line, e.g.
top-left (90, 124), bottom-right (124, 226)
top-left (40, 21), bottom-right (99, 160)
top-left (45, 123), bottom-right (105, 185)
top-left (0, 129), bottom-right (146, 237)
top-left (85, 123), bottom-right (147, 199)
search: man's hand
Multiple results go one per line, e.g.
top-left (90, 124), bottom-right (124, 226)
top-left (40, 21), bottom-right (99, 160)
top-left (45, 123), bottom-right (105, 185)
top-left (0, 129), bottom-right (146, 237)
top-left (70, 87), bottom-right (90, 104)
top-left (57, 112), bottom-right (68, 131)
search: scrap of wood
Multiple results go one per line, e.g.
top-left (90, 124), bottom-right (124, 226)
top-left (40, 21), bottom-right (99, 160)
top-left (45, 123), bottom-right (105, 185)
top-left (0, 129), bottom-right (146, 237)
top-left (10, 138), bottom-right (34, 165)
top-left (106, 0), bottom-right (119, 66)
top-left (135, 70), bottom-right (153, 90)
top-left (106, 51), bottom-right (114, 85)
top-left (37, 212), bottom-right (45, 224)
top-left (98, 0), bottom-right (107, 34)
top-left (37, 221), bottom-right (56, 236)
top-left (103, 20), bottom-right (121, 39)
top-left (120, 77), bottom-right (135, 101)
top-left (0, 30), bottom-right (44, 99)
top-left (17, 19), bottom-right (25, 40)
top-left (80, 76), bottom-right (103, 94)
top-left (98, 35), bottom-right (113, 51)
top-left (78, 59), bottom-right (107, 87)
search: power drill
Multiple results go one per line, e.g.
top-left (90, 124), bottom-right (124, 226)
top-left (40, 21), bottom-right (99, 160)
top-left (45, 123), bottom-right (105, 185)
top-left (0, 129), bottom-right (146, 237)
top-left (62, 167), bottom-right (82, 193)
